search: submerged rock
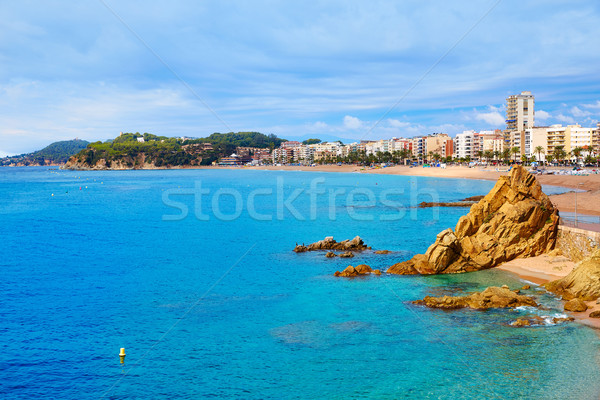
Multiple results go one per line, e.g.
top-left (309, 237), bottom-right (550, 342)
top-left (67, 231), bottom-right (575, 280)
top-left (374, 250), bottom-right (391, 254)
top-left (334, 264), bottom-right (381, 277)
top-left (412, 286), bottom-right (538, 310)
top-left (511, 318), bottom-right (531, 327)
top-left (388, 166), bottom-right (559, 275)
top-left (339, 251), bottom-right (354, 258)
top-left (294, 236), bottom-right (369, 253)
top-left (325, 252), bottom-right (337, 258)
top-left (545, 249), bottom-right (600, 301)
top-left (563, 298), bottom-right (588, 312)
top-left (552, 316), bottom-right (575, 324)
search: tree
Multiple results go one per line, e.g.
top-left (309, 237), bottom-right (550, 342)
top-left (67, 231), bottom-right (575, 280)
top-left (302, 138), bottom-right (321, 145)
top-left (553, 146), bottom-right (566, 165)
top-left (534, 146), bottom-right (545, 164)
top-left (483, 150), bottom-right (494, 164)
top-left (511, 147), bottom-right (520, 163)
top-left (572, 146), bottom-right (584, 165)
top-left (502, 148), bottom-right (511, 164)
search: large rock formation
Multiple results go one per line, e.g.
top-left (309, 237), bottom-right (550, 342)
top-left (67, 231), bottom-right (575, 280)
top-left (412, 286), bottom-right (538, 310)
top-left (545, 248), bottom-right (600, 301)
top-left (334, 264), bottom-right (381, 277)
top-left (388, 166), bottom-right (559, 275)
top-left (294, 236), bottom-right (369, 253)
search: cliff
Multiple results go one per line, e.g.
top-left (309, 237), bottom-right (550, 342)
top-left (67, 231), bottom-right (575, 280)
top-left (388, 166), bottom-right (559, 275)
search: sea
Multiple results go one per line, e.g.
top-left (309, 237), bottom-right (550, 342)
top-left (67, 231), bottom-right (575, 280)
top-left (1, 167), bottom-right (599, 399)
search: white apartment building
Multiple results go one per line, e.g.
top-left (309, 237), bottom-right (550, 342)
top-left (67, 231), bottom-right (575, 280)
top-left (454, 130), bottom-right (477, 159)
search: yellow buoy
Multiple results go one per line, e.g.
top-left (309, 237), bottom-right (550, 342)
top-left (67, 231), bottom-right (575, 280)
top-left (119, 348), bottom-right (126, 363)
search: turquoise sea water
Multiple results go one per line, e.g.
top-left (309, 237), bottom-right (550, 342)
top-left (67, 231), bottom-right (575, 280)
top-left (1, 167), bottom-right (599, 399)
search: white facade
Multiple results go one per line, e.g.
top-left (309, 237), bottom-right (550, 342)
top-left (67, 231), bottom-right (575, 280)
top-left (454, 131), bottom-right (476, 159)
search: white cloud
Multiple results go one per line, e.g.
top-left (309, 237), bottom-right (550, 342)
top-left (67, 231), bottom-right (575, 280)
top-left (343, 115), bottom-right (363, 130)
top-left (583, 100), bottom-right (600, 109)
top-left (473, 108), bottom-right (504, 126)
top-left (556, 114), bottom-right (576, 124)
top-left (571, 106), bottom-right (591, 117)
top-left (536, 110), bottom-right (551, 122)
top-left (387, 119), bottom-right (411, 128)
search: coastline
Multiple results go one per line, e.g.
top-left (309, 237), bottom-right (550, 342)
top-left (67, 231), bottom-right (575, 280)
top-left (497, 256), bottom-right (600, 331)
top-left (43, 163), bottom-right (600, 330)
top-left (216, 163), bottom-right (600, 215)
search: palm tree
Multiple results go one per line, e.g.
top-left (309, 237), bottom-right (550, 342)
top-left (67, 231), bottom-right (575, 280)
top-left (483, 150), bottom-right (494, 164)
top-left (534, 146), bottom-right (545, 165)
top-left (511, 146), bottom-right (520, 163)
top-left (501, 148), bottom-right (511, 165)
top-left (493, 150), bottom-right (500, 163)
top-left (553, 146), bottom-right (566, 165)
top-left (572, 146), bottom-right (584, 165)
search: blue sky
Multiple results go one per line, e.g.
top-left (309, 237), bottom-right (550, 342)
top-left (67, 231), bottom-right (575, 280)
top-left (1, 0), bottom-right (600, 156)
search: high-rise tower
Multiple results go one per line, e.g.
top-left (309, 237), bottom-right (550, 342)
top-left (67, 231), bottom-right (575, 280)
top-left (506, 91), bottom-right (535, 132)
top-left (505, 91), bottom-right (535, 155)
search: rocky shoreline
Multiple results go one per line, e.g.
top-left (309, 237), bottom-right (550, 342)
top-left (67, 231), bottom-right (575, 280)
top-left (293, 166), bottom-right (600, 329)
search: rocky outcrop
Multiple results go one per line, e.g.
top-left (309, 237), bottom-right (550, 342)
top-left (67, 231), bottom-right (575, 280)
top-left (325, 252), bottom-right (336, 258)
top-left (563, 298), bottom-right (588, 312)
top-left (294, 236), bottom-right (369, 253)
top-left (388, 166), bottom-right (559, 275)
top-left (418, 196), bottom-right (485, 208)
top-left (589, 311), bottom-right (600, 318)
top-left (334, 264), bottom-right (381, 277)
top-left (374, 250), bottom-right (391, 254)
top-left (412, 286), bottom-right (538, 310)
top-left (545, 249), bottom-right (600, 301)
top-left (339, 251), bottom-right (354, 258)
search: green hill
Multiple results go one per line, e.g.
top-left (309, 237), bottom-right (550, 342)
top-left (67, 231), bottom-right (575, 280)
top-left (0, 139), bottom-right (90, 166)
top-left (65, 132), bottom-right (285, 169)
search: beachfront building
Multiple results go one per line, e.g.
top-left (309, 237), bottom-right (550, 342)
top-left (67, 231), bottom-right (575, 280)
top-left (506, 91), bottom-right (535, 133)
top-left (424, 133), bottom-right (453, 160)
top-left (390, 138), bottom-right (413, 153)
top-left (272, 147), bottom-right (294, 164)
top-left (296, 145), bottom-right (315, 164)
top-left (594, 123), bottom-right (600, 156)
top-left (478, 130), bottom-right (504, 156)
top-left (219, 154), bottom-right (241, 166)
top-left (411, 137), bottom-right (425, 159)
top-left (505, 91), bottom-right (535, 155)
top-left (364, 140), bottom-right (391, 156)
top-left (526, 127), bottom-right (550, 161)
top-left (454, 130), bottom-right (477, 159)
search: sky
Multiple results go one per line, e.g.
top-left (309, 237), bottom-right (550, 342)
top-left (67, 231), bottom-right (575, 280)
top-left (1, 0), bottom-right (600, 156)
